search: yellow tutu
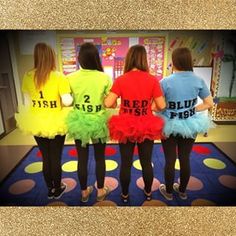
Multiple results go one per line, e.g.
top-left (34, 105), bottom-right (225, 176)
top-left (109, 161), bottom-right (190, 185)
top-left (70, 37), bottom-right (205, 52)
top-left (15, 105), bottom-right (72, 139)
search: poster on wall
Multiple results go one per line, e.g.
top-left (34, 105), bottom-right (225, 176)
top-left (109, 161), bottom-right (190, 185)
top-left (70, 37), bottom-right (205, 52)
top-left (101, 37), bottom-right (129, 79)
top-left (211, 32), bottom-right (236, 122)
top-left (58, 36), bottom-right (130, 79)
top-left (139, 37), bottom-right (166, 81)
top-left (58, 34), bottom-right (167, 81)
top-left (166, 32), bottom-right (213, 77)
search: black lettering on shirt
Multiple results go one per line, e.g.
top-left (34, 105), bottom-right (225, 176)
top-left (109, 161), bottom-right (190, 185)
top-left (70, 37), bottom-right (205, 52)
top-left (124, 100), bottom-right (130, 107)
top-left (87, 105), bottom-right (93, 112)
top-left (169, 101), bottom-right (176, 109)
top-left (50, 101), bottom-right (57, 108)
top-left (43, 101), bottom-right (49, 108)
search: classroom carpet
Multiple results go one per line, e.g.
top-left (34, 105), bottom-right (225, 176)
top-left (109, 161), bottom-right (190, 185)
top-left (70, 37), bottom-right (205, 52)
top-left (0, 143), bottom-right (236, 206)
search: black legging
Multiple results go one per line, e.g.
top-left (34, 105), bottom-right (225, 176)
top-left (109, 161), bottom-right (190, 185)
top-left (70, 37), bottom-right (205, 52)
top-left (119, 139), bottom-right (154, 196)
top-left (34, 135), bottom-right (65, 189)
top-left (75, 139), bottom-right (106, 190)
top-left (161, 135), bottom-right (195, 193)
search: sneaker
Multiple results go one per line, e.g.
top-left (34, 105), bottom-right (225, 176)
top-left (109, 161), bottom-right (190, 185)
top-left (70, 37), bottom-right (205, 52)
top-left (173, 183), bottom-right (187, 200)
top-left (159, 184), bottom-right (173, 201)
top-left (47, 188), bottom-right (55, 199)
top-left (96, 186), bottom-right (110, 202)
top-left (54, 183), bottom-right (67, 199)
top-left (121, 193), bottom-right (129, 203)
top-left (81, 186), bottom-right (94, 203)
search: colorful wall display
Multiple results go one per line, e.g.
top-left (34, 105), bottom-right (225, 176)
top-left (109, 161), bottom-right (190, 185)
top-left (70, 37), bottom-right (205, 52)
top-left (139, 36), bottom-right (166, 81)
top-left (58, 36), bottom-right (130, 79)
top-left (57, 34), bottom-right (167, 81)
top-left (166, 32), bottom-right (213, 76)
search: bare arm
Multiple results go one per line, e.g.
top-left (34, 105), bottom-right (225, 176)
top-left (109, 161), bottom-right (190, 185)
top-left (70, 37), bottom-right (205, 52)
top-left (195, 95), bottom-right (214, 112)
top-left (152, 96), bottom-right (166, 112)
top-left (104, 92), bottom-right (118, 108)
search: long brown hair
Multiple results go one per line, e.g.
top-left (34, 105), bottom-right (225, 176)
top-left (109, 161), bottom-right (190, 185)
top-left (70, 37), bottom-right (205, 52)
top-left (78, 43), bottom-right (103, 72)
top-left (34, 43), bottom-right (56, 89)
top-left (172, 47), bottom-right (193, 71)
top-left (124, 45), bottom-right (149, 73)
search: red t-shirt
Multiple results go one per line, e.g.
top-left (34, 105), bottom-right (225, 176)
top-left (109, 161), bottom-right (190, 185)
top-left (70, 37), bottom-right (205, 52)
top-left (111, 70), bottom-right (163, 116)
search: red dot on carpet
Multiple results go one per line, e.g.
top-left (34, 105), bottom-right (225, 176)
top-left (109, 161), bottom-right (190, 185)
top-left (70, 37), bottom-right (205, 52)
top-left (36, 151), bottom-right (42, 158)
top-left (134, 146), bottom-right (138, 155)
top-left (105, 147), bottom-right (117, 156)
top-left (192, 145), bottom-right (211, 155)
top-left (68, 149), bottom-right (77, 157)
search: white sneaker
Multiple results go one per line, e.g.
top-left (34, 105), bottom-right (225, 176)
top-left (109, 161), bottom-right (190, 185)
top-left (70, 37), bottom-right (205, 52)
top-left (173, 183), bottom-right (187, 200)
top-left (159, 184), bottom-right (173, 201)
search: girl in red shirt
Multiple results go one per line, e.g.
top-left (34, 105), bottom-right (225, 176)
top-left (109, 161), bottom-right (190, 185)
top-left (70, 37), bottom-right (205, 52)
top-left (105, 45), bottom-right (166, 203)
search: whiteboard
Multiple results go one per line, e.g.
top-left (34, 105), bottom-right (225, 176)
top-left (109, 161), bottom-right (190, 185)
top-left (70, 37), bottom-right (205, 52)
top-left (193, 67), bottom-right (212, 90)
top-left (193, 67), bottom-right (212, 115)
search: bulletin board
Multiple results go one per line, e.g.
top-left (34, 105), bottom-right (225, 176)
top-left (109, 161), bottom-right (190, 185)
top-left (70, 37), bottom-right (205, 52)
top-left (210, 32), bottom-right (236, 122)
top-left (57, 33), bottom-right (168, 81)
top-left (165, 32), bottom-right (213, 76)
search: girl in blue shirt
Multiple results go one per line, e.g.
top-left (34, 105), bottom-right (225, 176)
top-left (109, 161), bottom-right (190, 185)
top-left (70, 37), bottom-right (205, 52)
top-left (158, 47), bottom-right (214, 200)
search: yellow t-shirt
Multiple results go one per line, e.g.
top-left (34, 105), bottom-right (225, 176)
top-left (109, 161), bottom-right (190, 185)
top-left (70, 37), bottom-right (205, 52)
top-left (22, 70), bottom-right (71, 112)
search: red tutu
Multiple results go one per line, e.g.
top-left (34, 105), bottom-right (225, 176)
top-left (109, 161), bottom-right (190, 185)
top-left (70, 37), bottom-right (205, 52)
top-left (108, 114), bottom-right (165, 143)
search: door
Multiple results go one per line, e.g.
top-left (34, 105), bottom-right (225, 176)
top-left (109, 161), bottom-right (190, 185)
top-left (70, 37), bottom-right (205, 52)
top-left (0, 32), bottom-right (18, 136)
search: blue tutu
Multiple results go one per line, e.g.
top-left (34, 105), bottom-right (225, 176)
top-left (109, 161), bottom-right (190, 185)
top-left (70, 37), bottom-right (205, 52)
top-left (161, 113), bottom-right (215, 138)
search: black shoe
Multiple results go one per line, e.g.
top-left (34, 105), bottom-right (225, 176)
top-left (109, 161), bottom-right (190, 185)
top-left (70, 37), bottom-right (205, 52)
top-left (48, 188), bottom-right (55, 199)
top-left (121, 194), bottom-right (129, 203)
top-left (54, 183), bottom-right (67, 199)
top-left (144, 190), bottom-right (152, 201)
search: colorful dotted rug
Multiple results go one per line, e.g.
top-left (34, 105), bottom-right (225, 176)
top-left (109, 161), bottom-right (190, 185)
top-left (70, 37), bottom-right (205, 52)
top-left (0, 143), bottom-right (236, 206)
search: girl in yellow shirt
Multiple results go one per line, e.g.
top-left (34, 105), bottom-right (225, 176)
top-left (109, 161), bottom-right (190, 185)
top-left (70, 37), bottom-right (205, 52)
top-left (15, 43), bottom-right (73, 199)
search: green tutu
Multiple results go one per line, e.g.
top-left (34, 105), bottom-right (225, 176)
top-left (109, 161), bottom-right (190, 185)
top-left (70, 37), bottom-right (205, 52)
top-left (66, 109), bottom-right (112, 147)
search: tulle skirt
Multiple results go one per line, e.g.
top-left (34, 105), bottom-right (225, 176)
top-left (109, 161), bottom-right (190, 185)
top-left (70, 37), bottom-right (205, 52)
top-left (15, 106), bottom-right (71, 139)
top-left (66, 110), bottom-right (110, 146)
top-left (108, 114), bottom-right (165, 143)
top-left (162, 113), bottom-right (215, 139)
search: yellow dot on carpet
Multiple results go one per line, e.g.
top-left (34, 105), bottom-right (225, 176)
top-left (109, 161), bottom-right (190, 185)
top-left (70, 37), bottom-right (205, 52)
top-left (203, 158), bottom-right (226, 170)
top-left (105, 160), bottom-right (118, 171)
top-left (133, 160), bottom-right (154, 170)
top-left (62, 161), bottom-right (77, 172)
top-left (133, 160), bottom-right (142, 170)
top-left (24, 162), bottom-right (42, 174)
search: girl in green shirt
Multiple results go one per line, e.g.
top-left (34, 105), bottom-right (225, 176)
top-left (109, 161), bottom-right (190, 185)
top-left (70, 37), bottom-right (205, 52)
top-left (66, 43), bottom-right (111, 202)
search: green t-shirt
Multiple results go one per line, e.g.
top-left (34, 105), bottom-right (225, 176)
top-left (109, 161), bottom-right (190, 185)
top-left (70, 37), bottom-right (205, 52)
top-left (67, 69), bottom-right (112, 114)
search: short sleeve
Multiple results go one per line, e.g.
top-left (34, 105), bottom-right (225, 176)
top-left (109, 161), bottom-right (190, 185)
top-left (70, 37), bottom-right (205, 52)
top-left (152, 78), bottom-right (163, 98)
top-left (160, 78), bottom-right (166, 96)
top-left (110, 78), bottom-right (121, 97)
top-left (104, 75), bottom-right (113, 96)
top-left (198, 79), bottom-right (210, 99)
top-left (22, 72), bottom-right (29, 94)
top-left (58, 73), bottom-right (71, 95)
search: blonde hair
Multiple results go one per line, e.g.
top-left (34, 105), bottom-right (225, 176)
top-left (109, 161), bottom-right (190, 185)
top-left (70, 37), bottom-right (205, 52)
top-left (34, 43), bottom-right (56, 89)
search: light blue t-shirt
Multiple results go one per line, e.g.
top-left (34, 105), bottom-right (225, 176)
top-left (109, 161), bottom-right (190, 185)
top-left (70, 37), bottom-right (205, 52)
top-left (160, 71), bottom-right (210, 119)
